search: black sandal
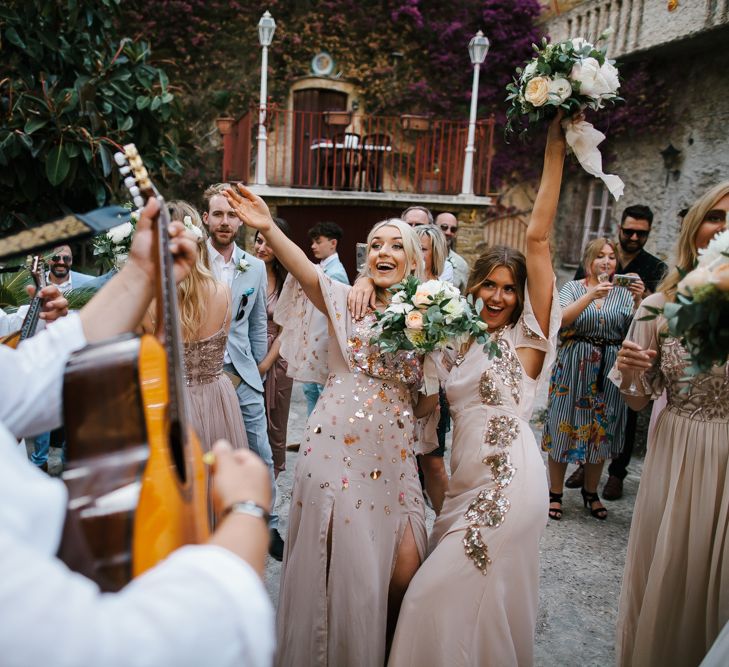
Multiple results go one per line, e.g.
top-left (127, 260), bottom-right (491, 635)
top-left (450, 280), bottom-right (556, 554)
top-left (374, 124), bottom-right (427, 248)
top-left (548, 491), bottom-right (563, 521)
top-left (581, 488), bottom-right (608, 520)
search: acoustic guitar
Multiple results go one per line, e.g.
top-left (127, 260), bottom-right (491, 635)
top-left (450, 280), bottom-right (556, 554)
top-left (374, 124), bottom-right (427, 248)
top-left (1, 255), bottom-right (47, 348)
top-left (58, 145), bottom-right (209, 592)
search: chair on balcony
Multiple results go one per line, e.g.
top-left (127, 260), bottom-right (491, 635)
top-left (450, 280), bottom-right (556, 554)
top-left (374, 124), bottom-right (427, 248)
top-left (358, 133), bottom-right (391, 192)
top-left (321, 131), bottom-right (360, 190)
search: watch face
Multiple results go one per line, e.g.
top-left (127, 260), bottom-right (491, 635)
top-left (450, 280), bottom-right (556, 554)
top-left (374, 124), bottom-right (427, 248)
top-left (311, 51), bottom-right (334, 76)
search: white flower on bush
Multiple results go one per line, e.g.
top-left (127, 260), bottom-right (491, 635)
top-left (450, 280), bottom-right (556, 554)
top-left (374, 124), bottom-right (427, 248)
top-left (183, 215), bottom-right (204, 240)
top-left (107, 222), bottom-right (133, 244)
top-left (386, 301), bottom-right (414, 315)
top-left (548, 77), bottom-right (573, 103)
top-left (524, 76), bottom-right (550, 107)
top-left (571, 57), bottom-right (617, 99)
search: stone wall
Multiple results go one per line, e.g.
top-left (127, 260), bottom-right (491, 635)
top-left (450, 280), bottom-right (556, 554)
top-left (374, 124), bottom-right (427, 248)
top-left (552, 45), bottom-right (729, 267)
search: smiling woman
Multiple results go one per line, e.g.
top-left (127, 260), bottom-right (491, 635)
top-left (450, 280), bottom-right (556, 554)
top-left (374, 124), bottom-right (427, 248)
top-left (222, 183), bottom-right (431, 667)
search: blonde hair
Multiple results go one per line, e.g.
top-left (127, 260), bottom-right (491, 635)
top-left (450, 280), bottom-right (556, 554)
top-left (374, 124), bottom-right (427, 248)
top-left (202, 182), bottom-right (235, 208)
top-left (168, 200), bottom-right (217, 342)
top-left (659, 181), bottom-right (729, 300)
top-left (582, 237), bottom-right (617, 278)
top-left (360, 219), bottom-right (425, 302)
top-left (414, 224), bottom-right (448, 279)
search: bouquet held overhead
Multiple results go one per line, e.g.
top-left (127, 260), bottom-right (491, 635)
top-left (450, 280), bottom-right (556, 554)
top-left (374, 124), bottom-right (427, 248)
top-left (506, 29), bottom-right (624, 200)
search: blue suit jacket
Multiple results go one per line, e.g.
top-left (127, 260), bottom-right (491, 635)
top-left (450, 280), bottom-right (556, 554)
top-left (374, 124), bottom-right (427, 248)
top-left (226, 245), bottom-right (268, 392)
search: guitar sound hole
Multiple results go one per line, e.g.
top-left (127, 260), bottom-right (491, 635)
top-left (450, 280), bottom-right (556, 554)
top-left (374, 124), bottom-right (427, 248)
top-left (169, 421), bottom-right (187, 485)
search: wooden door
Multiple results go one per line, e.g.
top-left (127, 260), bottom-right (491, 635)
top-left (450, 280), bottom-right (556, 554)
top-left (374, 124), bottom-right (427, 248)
top-left (293, 89), bottom-right (347, 187)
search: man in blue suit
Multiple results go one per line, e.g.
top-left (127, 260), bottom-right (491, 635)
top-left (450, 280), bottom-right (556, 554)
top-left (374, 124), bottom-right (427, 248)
top-left (202, 183), bottom-right (283, 560)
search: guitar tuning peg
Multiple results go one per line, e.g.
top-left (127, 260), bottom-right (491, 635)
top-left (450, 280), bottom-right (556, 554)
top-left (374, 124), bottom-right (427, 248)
top-left (123, 143), bottom-right (138, 155)
top-left (133, 196), bottom-right (145, 209)
top-left (114, 152), bottom-right (127, 166)
top-left (124, 176), bottom-right (137, 190)
top-left (129, 185), bottom-right (140, 198)
top-left (119, 165), bottom-right (132, 176)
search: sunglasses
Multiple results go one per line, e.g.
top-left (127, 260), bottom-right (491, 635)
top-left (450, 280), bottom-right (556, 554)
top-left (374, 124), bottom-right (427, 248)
top-left (235, 293), bottom-right (249, 321)
top-left (50, 254), bottom-right (72, 263)
top-left (439, 225), bottom-right (458, 233)
top-left (620, 228), bottom-right (649, 240)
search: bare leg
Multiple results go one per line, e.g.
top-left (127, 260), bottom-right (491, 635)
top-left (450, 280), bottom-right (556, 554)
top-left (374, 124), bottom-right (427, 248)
top-left (547, 456), bottom-right (569, 517)
top-left (387, 520), bottom-right (421, 657)
top-left (419, 455), bottom-right (448, 515)
top-left (583, 461), bottom-right (607, 515)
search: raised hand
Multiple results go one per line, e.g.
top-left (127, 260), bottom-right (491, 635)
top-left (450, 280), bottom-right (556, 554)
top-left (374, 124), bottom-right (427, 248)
top-left (586, 281), bottom-right (613, 301)
top-left (223, 184), bottom-right (275, 233)
top-left (27, 284), bottom-right (69, 322)
top-left (615, 340), bottom-right (657, 372)
top-left (347, 276), bottom-right (377, 319)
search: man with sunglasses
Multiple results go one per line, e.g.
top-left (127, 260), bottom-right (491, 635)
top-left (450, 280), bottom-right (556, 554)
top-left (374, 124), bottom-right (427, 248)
top-left (203, 183), bottom-right (283, 560)
top-left (46, 245), bottom-right (94, 293)
top-left (435, 212), bottom-right (469, 292)
top-left (570, 204), bottom-right (668, 500)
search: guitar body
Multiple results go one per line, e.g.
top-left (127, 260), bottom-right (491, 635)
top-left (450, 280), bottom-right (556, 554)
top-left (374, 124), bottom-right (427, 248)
top-left (59, 333), bottom-right (209, 592)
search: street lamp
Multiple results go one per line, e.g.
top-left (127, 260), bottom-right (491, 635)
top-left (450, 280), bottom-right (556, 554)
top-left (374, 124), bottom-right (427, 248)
top-left (460, 30), bottom-right (490, 195)
top-left (256, 10), bottom-right (276, 185)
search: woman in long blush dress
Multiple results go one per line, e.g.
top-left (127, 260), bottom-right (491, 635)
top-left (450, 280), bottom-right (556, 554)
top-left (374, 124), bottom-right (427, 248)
top-left (223, 184), bottom-right (435, 667)
top-left (253, 217), bottom-right (293, 478)
top-left (610, 181), bottom-right (729, 667)
top-left (387, 115), bottom-right (566, 667)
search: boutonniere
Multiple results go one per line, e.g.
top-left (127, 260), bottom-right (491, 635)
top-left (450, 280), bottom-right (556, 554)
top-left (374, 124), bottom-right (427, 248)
top-left (238, 258), bottom-right (251, 273)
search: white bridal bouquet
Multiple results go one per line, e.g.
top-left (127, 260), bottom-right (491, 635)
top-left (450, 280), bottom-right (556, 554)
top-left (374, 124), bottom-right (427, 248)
top-left (506, 31), bottom-right (624, 199)
top-left (643, 228), bottom-right (729, 373)
top-left (370, 276), bottom-right (500, 357)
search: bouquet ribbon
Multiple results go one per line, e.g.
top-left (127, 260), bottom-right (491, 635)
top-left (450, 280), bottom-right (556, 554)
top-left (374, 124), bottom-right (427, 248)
top-left (562, 118), bottom-right (624, 200)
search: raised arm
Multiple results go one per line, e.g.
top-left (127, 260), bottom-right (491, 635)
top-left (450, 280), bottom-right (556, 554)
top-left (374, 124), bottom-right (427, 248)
top-left (224, 185), bottom-right (326, 313)
top-left (525, 114), bottom-right (567, 336)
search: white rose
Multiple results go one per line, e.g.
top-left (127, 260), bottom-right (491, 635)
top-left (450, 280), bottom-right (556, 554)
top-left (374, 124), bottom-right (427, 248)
top-left (599, 62), bottom-right (620, 94)
top-left (698, 228), bottom-right (729, 265)
top-left (442, 297), bottom-right (465, 323)
top-left (387, 302), bottom-right (414, 315)
top-left (677, 266), bottom-right (712, 295)
top-left (548, 77), bottom-right (573, 103)
top-left (391, 290), bottom-right (407, 304)
top-left (570, 57), bottom-right (612, 99)
top-left (107, 221), bottom-right (133, 244)
top-left (524, 76), bottom-right (550, 107)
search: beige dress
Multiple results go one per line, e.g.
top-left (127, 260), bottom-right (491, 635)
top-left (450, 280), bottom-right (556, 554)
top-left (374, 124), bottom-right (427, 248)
top-left (184, 325), bottom-right (248, 525)
top-left (389, 284), bottom-right (560, 667)
top-left (609, 293), bottom-right (729, 667)
top-left (274, 269), bottom-right (428, 667)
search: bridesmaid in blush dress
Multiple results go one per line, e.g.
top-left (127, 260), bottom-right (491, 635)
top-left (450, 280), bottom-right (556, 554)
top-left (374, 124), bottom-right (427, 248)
top-left (253, 217), bottom-right (293, 478)
top-left (387, 115), bottom-right (566, 667)
top-left (224, 184), bottom-right (437, 667)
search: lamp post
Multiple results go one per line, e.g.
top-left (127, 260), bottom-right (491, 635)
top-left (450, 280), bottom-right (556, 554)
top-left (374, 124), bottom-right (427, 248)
top-left (460, 30), bottom-right (490, 195)
top-left (256, 11), bottom-right (276, 186)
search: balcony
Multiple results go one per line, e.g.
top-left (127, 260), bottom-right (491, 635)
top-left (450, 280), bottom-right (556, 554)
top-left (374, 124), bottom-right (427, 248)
top-left (218, 105), bottom-right (496, 205)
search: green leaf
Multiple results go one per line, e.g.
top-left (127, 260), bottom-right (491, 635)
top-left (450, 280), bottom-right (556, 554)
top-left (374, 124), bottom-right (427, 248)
top-left (98, 143), bottom-right (112, 177)
top-left (24, 116), bottom-right (48, 134)
top-left (136, 95), bottom-right (151, 110)
top-left (120, 116), bottom-right (133, 131)
top-left (5, 27), bottom-right (26, 49)
top-left (46, 144), bottom-right (70, 186)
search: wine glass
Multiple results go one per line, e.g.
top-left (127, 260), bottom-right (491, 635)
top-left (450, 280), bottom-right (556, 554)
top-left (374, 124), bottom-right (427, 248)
top-left (621, 368), bottom-right (643, 396)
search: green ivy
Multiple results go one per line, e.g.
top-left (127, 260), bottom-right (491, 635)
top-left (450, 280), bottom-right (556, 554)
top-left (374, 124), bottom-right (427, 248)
top-left (0, 0), bottom-right (183, 231)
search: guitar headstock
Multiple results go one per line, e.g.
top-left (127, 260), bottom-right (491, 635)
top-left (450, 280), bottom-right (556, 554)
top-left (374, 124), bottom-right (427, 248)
top-left (26, 255), bottom-right (46, 291)
top-left (114, 144), bottom-right (155, 209)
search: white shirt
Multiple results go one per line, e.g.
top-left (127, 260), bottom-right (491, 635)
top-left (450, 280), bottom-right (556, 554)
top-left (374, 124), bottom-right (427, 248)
top-left (0, 310), bottom-right (24, 337)
top-left (207, 239), bottom-right (237, 289)
top-left (0, 314), bottom-right (275, 667)
top-left (438, 260), bottom-right (455, 285)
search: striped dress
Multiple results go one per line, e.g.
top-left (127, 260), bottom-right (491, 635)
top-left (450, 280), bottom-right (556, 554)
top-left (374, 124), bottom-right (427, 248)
top-left (541, 280), bottom-right (634, 464)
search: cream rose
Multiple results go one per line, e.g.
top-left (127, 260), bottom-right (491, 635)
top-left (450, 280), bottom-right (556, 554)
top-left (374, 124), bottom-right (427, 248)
top-left (570, 57), bottom-right (614, 99)
top-left (387, 302), bottom-right (414, 315)
top-left (405, 310), bottom-right (425, 330)
top-left (677, 266), bottom-right (712, 295)
top-left (599, 62), bottom-right (620, 94)
top-left (412, 290), bottom-right (433, 309)
top-left (107, 221), bottom-right (133, 244)
top-left (442, 297), bottom-right (465, 323)
top-left (524, 76), bottom-right (550, 107)
top-left (521, 61), bottom-right (538, 81)
top-left (548, 77), bottom-right (573, 103)
top-left (709, 263), bottom-right (729, 292)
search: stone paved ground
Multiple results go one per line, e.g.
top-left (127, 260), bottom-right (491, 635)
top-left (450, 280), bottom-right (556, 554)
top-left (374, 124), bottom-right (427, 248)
top-left (264, 380), bottom-right (642, 667)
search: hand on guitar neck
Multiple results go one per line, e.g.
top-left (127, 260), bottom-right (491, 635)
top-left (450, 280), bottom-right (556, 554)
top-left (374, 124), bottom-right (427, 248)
top-left (29, 284), bottom-right (69, 323)
top-left (80, 196), bottom-right (198, 343)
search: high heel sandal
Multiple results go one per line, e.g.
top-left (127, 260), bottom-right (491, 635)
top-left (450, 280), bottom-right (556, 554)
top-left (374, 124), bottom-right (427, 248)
top-left (581, 488), bottom-right (608, 520)
top-left (548, 491), bottom-right (563, 521)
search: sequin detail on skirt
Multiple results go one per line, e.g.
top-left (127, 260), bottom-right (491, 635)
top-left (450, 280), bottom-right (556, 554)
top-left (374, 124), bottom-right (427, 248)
top-left (483, 414), bottom-right (520, 447)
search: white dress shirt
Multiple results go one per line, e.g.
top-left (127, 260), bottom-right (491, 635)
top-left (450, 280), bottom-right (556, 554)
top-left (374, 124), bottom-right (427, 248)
top-left (0, 314), bottom-right (275, 667)
top-left (438, 260), bottom-right (455, 285)
top-left (207, 240), bottom-right (237, 289)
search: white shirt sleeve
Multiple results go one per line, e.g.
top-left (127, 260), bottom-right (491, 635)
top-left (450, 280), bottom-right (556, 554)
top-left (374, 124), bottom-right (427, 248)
top-left (0, 428), bottom-right (274, 667)
top-left (438, 260), bottom-right (455, 284)
top-left (0, 312), bottom-right (87, 438)
top-left (0, 309), bottom-right (24, 337)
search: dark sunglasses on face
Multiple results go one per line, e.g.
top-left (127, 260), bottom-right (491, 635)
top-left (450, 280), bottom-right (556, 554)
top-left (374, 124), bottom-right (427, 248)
top-left (440, 225), bottom-right (458, 233)
top-left (620, 228), bottom-right (649, 240)
top-left (50, 254), bottom-right (72, 263)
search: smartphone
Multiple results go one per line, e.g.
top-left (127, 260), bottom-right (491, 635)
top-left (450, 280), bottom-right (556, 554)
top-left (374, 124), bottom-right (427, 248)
top-left (356, 242), bottom-right (368, 273)
top-left (614, 274), bottom-right (639, 288)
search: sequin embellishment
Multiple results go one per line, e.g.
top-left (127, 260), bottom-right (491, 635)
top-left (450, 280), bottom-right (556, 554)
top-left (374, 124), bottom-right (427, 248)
top-left (478, 370), bottom-right (502, 406)
top-left (483, 415), bottom-right (520, 447)
top-left (490, 332), bottom-right (522, 405)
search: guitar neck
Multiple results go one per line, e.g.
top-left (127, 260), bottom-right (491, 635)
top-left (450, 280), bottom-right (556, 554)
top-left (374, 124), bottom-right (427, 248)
top-left (19, 298), bottom-right (43, 341)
